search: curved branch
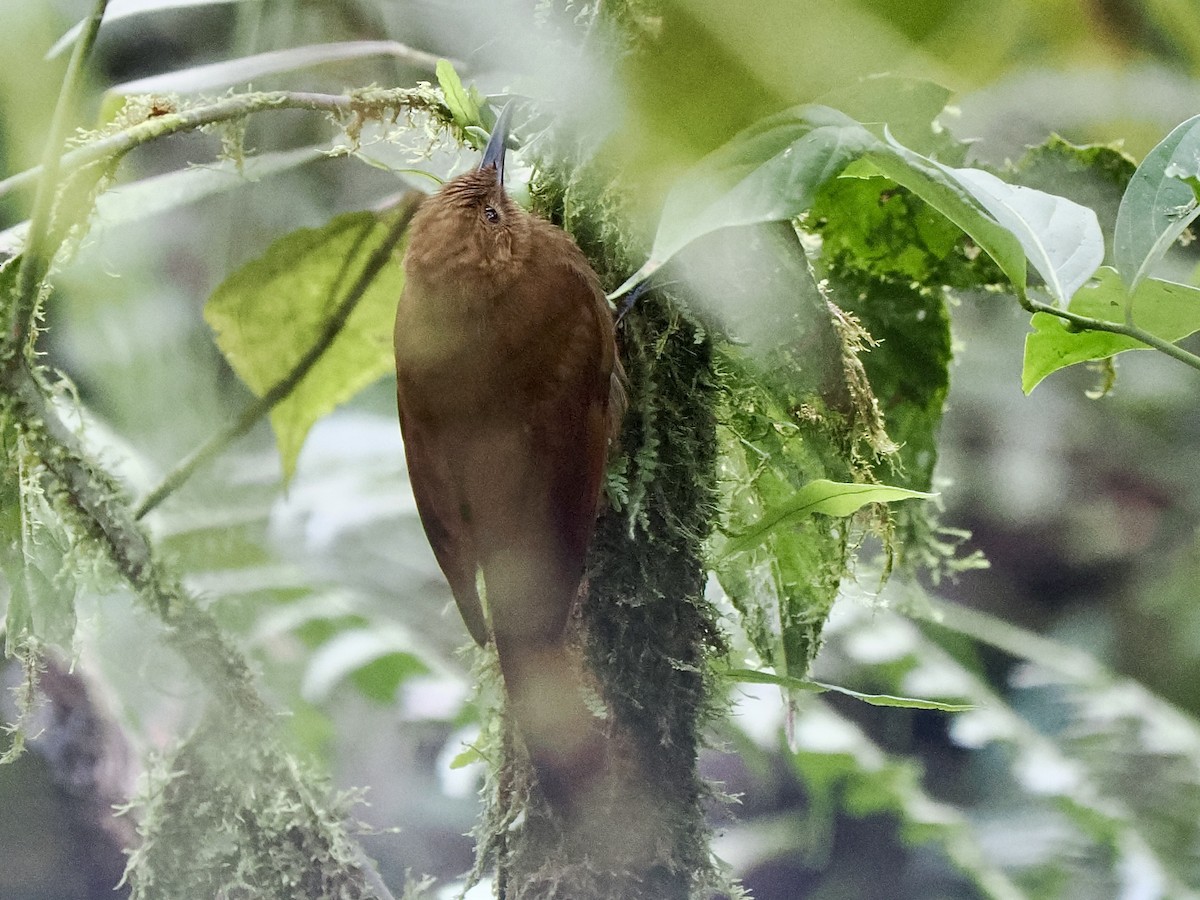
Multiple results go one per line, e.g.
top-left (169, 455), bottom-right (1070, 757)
top-left (0, 86), bottom-right (452, 201)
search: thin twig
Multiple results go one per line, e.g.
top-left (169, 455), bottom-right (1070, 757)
top-left (5, 0), bottom-right (110, 352)
top-left (134, 193), bottom-right (421, 519)
top-left (1024, 295), bottom-right (1200, 373)
top-left (0, 87), bottom-right (450, 201)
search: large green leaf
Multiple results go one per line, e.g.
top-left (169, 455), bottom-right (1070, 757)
top-left (706, 233), bottom-right (855, 685)
top-left (714, 353), bottom-right (852, 685)
top-left (95, 146), bottom-right (325, 230)
top-left (204, 211), bottom-right (405, 479)
top-left (811, 173), bottom-right (973, 286)
top-left (1022, 266), bottom-right (1200, 392)
top-left (942, 164), bottom-right (1103, 305)
top-left (1013, 137), bottom-right (1136, 264)
top-left (869, 135), bottom-right (1103, 305)
top-left (611, 105), bottom-right (878, 296)
top-left (1114, 114), bottom-right (1200, 292)
top-left (866, 143), bottom-right (1025, 293)
top-left (722, 479), bottom-right (933, 558)
top-left (615, 103), bottom-right (1102, 310)
top-left (809, 175), bottom-right (960, 573)
top-left (0, 146), bottom-right (327, 255)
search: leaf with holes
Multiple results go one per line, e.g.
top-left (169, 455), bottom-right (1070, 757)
top-left (868, 134), bottom-right (1103, 305)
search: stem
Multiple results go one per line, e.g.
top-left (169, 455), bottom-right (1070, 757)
top-left (921, 598), bottom-right (1104, 684)
top-left (5, 0), bottom-right (110, 352)
top-left (1026, 295), bottom-right (1200, 373)
top-left (134, 193), bottom-right (421, 519)
top-left (0, 87), bottom-right (451, 201)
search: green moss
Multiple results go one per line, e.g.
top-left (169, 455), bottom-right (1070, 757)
top-left (127, 711), bottom-right (373, 900)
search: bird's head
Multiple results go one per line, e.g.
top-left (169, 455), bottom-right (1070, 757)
top-left (404, 104), bottom-right (529, 294)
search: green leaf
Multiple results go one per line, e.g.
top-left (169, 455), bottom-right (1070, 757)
top-left (710, 254), bottom-right (853, 685)
top-left (869, 134), bottom-right (1104, 305)
top-left (0, 147), bottom-right (327, 255)
top-left (107, 41), bottom-right (440, 96)
top-left (1013, 137), bottom-right (1136, 262)
top-left (204, 211), bottom-right (406, 480)
top-left (436, 58), bottom-right (481, 131)
top-left (723, 667), bottom-right (974, 711)
top-left (813, 681), bottom-right (973, 712)
top-left (866, 141), bottom-right (1027, 294)
top-left (1114, 114), bottom-right (1200, 291)
top-left (811, 174), bottom-right (970, 286)
top-left (17, 564), bottom-right (76, 650)
top-left (1022, 266), bottom-right (1200, 392)
top-left (102, 146), bottom-right (327, 225)
top-left (2, 528), bottom-right (77, 654)
top-left (2, 561), bottom-right (32, 654)
top-left (0, 251), bottom-right (19, 323)
top-left (611, 105), bottom-right (878, 296)
top-left (722, 479), bottom-right (934, 558)
top-left (830, 279), bottom-right (955, 572)
top-left (448, 745), bottom-right (484, 770)
top-left (809, 175), bottom-right (960, 504)
top-left (941, 164), bottom-right (1103, 305)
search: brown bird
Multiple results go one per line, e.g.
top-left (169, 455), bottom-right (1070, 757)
top-left (394, 106), bottom-right (624, 810)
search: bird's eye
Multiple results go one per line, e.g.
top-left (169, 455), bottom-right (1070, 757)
top-left (484, 205), bottom-right (500, 224)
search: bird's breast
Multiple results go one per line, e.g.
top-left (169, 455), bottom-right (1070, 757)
top-left (395, 282), bottom-right (546, 423)
top-left (395, 242), bottom-right (610, 433)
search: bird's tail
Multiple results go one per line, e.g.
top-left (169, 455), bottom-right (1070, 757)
top-left (492, 625), bottom-right (604, 815)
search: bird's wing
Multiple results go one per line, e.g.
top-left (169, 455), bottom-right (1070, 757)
top-left (517, 252), bottom-right (616, 585)
top-left (395, 403), bottom-right (489, 647)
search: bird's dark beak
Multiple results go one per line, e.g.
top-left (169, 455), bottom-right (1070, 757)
top-left (479, 103), bottom-right (513, 184)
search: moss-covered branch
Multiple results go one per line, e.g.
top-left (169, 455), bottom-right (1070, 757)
top-left (1, 350), bottom-right (393, 898)
top-left (0, 86), bottom-right (455, 201)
